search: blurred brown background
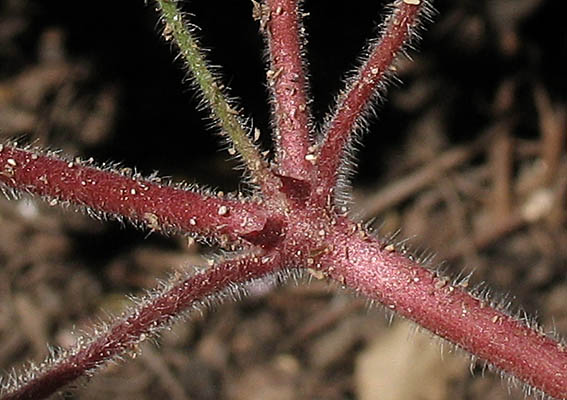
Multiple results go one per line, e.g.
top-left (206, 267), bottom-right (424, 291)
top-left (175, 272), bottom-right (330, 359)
top-left (0, 0), bottom-right (565, 399)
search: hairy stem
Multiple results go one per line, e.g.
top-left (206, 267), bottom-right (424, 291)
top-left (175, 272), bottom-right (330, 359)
top-left (321, 218), bottom-right (567, 399)
top-left (0, 145), bottom-right (268, 244)
top-left (313, 0), bottom-right (427, 207)
top-left (263, 0), bottom-right (313, 180)
top-left (156, 0), bottom-right (278, 192)
top-left (1, 253), bottom-right (283, 400)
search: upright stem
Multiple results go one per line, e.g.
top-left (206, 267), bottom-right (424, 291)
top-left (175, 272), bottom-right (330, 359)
top-left (322, 218), bottom-right (567, 399)
top-left (0, 145), bottom-right (268, 244)
top-left (264, 0), bottom-right (313, 180)
top-left (1, 253), bottom-right (283, 400)
top-left (156, 0), bottom-right (279, 193)
top-left (313, 0), bottom-right (427, 207)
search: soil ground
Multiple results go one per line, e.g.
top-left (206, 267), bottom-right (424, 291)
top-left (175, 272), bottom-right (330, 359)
top-left (0, 1), bottom-right (565, 399)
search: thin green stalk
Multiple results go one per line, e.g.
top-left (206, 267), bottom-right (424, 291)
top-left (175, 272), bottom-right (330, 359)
top-left (156, 0), bottom-right (276, 190)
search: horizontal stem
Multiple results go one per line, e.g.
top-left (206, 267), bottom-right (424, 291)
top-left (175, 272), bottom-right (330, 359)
top-left (322, 218), bottom-right (567, 399)
top-left (2, 253), bottom-right (283, 400)
top-left (0, 145), bottom-right (268, 244)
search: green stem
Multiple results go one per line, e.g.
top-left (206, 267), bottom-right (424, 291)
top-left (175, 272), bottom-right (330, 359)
top-left (156, 0), bottom-right (277, 191)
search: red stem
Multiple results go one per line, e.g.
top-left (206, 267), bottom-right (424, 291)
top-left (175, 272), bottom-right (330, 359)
top-left (322, 217), bottom-right (567, 399)
top-left (3, 2), bottom-right (564, 398)
top-left (313, 1), bottom-right (425, 206)
top-left (265, 0), bottom-right (313, 180)
top-left (0, 145), bottom-right (268, 244)
top-left (2, 253), bottom-right (283, 400)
